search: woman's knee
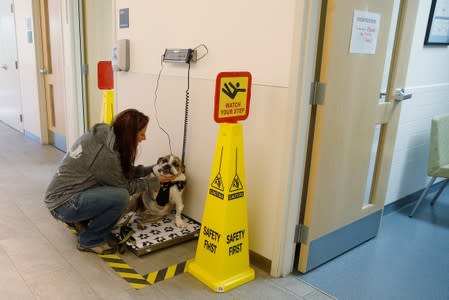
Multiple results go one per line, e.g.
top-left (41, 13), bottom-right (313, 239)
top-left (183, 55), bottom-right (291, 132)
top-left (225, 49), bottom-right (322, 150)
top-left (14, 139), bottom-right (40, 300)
top-left (112, 188), bottom-right (129, 211)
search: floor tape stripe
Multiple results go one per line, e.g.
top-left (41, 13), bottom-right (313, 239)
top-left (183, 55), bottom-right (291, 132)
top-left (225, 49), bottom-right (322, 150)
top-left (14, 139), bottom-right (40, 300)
top-left (130, 283), bottom-right (149, 289)
top-left (175, 261), bottom-right (187, 275)
top-left (98, 254), bottom-right (121, 259)
top-left (146, 271), bottom-right (158, 284)
top-left (155, 267), bottom-right (168, 283)
top-left (67, 225), bottom-right (150, 289)
top-left (96, 253), bottom-right (150, 289)
top-left (113, 267), bottom-right (140, 274)
top-left (122, 276), bottom-right (149, 285)
top-left (118, 272), bottom-right (146, 279)
top-left (106, 262), bottom-right (132, 269)
top-left (93, 245), bottom-right (189, 289)
top-left (165, 264), bottom-right (177, 279)
top-left (101, 257), bottom-right (127, 264)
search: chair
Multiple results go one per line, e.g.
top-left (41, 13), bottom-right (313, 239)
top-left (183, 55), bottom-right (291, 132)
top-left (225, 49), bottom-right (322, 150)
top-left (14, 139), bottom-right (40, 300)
top-left (409, 114), bottom-right (449, 217)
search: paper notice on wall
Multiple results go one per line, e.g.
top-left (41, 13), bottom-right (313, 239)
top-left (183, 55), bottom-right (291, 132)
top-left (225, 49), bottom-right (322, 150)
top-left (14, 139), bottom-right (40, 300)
top-left (349, 10), bottom-right (381, 54)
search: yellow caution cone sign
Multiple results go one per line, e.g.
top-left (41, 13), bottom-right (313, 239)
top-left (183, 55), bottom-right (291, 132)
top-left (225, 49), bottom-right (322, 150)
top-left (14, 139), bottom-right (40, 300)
top-left (100, 90), bottom-right (114, 124)
top-left (187, 123), bottom-right (255, 292)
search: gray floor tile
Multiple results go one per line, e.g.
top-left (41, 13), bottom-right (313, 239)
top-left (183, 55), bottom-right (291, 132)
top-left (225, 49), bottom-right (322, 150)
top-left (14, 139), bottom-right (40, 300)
top-left (60, 248), bottom-right (133, 299)
top-left (0, 236), bottom-right (71, 281)
top-left (270, 276), bottom-right (318, 297)
top-left (25, 267), bottom-right (100, 300)
top-left (0, 246), bottom-right (36, 299)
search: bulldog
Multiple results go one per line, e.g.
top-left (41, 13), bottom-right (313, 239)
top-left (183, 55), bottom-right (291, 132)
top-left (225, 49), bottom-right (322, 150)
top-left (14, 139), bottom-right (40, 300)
top-left (126, 154), bottom-right (187, 228)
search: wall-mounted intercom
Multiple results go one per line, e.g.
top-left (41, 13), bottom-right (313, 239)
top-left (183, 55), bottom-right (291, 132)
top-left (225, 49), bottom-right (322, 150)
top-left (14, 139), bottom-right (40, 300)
top-left (112, 39), bottom-right (130, 71)
top-left (163, 48), bottom-right (196, 63)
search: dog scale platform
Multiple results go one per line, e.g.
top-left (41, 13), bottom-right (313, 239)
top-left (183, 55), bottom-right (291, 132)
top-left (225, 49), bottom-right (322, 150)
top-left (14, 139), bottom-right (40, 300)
top-left (112, 211), bottom-right (201, 256)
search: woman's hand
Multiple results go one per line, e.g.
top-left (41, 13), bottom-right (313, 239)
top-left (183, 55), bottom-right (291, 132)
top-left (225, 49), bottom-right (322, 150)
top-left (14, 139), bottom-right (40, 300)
top-left (159, 174), bottom-right (177, 183)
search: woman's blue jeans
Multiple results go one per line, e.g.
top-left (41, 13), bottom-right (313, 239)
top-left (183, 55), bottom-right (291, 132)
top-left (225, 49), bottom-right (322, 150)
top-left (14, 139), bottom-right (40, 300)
top-left (51, 186), bottom-right (129, 248)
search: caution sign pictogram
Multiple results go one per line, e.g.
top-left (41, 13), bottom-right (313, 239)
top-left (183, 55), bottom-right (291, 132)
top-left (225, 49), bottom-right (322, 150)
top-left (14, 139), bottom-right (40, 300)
top-left (230, 174), bottom-right (243, 192)
top-left (187, 123), bottom-right (255, 292)
top-left (214, 72), bottom-right (252, 123)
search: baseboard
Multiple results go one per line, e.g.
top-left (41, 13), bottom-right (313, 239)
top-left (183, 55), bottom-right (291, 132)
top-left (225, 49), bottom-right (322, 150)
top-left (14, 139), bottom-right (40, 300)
top-left (249, 250), bottom-right (271, 273)
top-left (24, 130), bottom-right (41, 144)
top-left (48, 131), bottom-right (67, 152)
top-left (383, 179), bottom-right (448, 215)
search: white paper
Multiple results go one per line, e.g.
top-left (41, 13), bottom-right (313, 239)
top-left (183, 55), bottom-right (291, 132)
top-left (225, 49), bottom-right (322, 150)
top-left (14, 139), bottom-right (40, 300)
top-left (349, 10), bottom-right (381, 54)
top-left (431, 19), bottom-right (449, 36)
top-left (435, 0), bottom-right (449, 18)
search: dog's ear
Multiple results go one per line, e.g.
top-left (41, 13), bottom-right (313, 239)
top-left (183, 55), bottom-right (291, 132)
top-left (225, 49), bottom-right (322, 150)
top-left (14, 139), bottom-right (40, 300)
top-left (157, 157), bottom-right (163, 164)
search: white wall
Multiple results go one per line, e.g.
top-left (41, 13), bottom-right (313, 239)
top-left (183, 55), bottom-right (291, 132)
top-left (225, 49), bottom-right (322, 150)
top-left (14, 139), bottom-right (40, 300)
top-left (61, 0), bottom-right (86, 148)
top-left (14, 0), bottom-right (41, 140)
top-left (84, 0), bottom-right (113, 127)
top-left (386, 1), bottom-right (449, 204)
top-left (113, 0), bottom-right (300, 261)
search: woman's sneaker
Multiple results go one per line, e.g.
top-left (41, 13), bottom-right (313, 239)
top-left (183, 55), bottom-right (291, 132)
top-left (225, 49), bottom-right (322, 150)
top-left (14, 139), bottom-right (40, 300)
top-left (77, 243), bottom-right (116, 254)
top-left (66, 221), bottom-right (88, 235)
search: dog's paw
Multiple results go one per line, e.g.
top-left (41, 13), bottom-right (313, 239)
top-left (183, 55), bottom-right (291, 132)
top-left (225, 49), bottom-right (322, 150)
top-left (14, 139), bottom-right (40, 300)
top-left (175, 216), bottom-right (187, 228)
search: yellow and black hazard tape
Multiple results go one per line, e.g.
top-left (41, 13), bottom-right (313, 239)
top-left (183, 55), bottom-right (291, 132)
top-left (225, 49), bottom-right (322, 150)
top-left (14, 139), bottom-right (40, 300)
top-left (98, 253), bottom-right (150, 289)
top-left (65, 223), bottom-right (189, 289)
top-left (144, 259), bottom-right (190, 284)
top-left (98, 253), bottom-right (191, 289)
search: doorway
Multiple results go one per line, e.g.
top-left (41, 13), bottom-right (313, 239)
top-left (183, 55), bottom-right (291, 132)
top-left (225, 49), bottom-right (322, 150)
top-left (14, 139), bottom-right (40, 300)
top-left (0, 0), bottom-right (23, 132)
top-left (296, 0), bottom-right (418, 273)
top-left (38, 0), bottom-right (68, 151)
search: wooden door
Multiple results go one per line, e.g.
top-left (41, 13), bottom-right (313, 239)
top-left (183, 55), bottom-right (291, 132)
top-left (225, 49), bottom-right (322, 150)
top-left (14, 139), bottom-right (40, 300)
top-left (298, 0), bottom-right (418, 273)
top-left (39, 0), bottom-right (66, 151)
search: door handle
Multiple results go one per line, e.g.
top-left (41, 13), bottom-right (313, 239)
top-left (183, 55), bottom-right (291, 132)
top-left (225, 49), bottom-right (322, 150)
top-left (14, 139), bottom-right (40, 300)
top-left (39, 67), bottom-right (48, 74)
top-left (0, 64), bottom-right (7, 70)
top-left (393, 88), bottom-right (412, 102)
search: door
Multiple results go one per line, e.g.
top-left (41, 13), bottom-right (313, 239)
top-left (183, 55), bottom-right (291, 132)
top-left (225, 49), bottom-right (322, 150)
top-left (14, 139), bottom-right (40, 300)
top-left (297, 0), bottom-right (418, 273)
top-left (0, 0), bottom-right (23, 132)
top-left (39, 0), bottom-right (67, 151)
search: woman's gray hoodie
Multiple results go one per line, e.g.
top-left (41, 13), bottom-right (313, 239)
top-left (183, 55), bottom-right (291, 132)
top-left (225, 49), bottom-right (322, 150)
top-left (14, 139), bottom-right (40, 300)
top-left (44, 123), bottom-right (159, 211)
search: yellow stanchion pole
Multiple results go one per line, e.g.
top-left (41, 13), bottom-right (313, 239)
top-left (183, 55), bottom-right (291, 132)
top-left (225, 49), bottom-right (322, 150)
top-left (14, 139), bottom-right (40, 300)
top-left (100, 89), bottom-right (114, 124)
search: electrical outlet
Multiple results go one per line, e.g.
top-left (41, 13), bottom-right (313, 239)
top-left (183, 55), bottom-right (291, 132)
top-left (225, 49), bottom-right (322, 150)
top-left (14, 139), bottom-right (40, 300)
top-left (163, 48), bottom-right (197, 63)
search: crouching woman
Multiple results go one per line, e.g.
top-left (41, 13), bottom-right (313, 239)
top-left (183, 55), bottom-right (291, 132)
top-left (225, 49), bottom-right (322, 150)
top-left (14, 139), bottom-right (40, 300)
top-left (44, 109), bottom-right (173, 254)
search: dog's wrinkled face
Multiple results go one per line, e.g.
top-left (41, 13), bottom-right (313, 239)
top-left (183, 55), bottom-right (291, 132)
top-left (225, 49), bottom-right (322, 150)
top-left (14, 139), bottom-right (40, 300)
top-left (155, 155), bottom-right (185, 176)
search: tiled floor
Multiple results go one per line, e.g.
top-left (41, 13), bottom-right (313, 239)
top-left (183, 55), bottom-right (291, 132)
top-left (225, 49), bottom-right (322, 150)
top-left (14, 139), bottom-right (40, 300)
top-left (0, 122), bottom-right (334, 300)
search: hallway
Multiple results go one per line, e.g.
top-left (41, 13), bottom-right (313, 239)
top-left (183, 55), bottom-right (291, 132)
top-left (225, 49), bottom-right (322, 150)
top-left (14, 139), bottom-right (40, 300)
top-left (0, 122), bottom-right (333, 299)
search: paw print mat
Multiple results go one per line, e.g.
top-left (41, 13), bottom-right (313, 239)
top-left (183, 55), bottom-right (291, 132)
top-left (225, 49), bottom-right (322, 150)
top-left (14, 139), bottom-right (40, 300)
top-left (113, 212), bottom-right (201, 256)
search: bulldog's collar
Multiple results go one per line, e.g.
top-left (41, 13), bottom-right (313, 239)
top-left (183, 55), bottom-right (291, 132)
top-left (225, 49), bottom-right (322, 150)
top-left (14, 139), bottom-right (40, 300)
top-left (156, 181), bottom-right (186, 206)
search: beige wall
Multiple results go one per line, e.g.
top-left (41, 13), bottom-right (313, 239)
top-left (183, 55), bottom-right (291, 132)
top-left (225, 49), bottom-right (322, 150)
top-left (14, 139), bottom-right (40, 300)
top-left (84, 0), bottom-right (113, 127)
top-left (113, 0), bottom-right (302, 262)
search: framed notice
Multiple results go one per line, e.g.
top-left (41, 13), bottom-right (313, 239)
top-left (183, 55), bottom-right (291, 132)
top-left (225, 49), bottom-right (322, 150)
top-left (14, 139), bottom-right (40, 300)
top-left (424, 0), bottom-right (449, 45)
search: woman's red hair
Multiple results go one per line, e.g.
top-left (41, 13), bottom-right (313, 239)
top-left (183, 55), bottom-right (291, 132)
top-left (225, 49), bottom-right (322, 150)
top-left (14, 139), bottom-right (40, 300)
top-left (112, 109), bottom-right (149, 178)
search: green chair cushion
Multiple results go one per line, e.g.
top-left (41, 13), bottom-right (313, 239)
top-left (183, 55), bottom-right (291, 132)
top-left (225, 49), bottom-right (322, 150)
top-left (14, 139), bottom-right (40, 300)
top-left (428, 114), bottom-right (449, 178)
